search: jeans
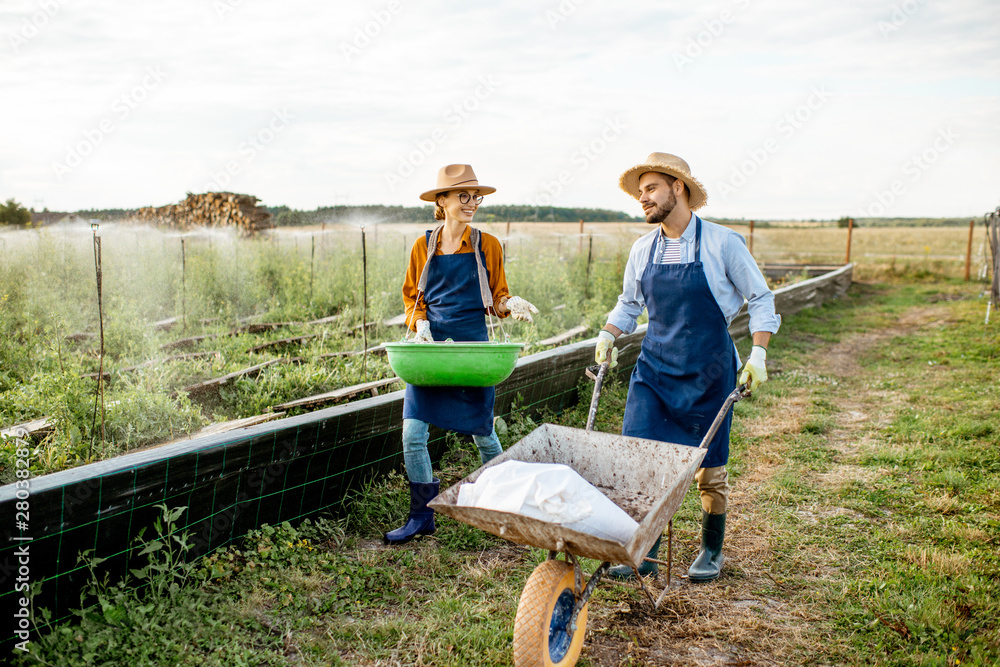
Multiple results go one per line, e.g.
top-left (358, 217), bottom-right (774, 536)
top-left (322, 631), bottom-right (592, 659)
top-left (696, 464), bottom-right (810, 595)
top-left (402, 418), bottom-right (503, 484)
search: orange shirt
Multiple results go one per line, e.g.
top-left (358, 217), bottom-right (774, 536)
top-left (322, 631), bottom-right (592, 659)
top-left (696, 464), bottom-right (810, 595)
top-left (402, 225), bottom-right (510, 331)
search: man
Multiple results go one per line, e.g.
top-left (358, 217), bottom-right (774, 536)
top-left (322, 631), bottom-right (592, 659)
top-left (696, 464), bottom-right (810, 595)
top-left (595, 152), bottom-right (780, 582)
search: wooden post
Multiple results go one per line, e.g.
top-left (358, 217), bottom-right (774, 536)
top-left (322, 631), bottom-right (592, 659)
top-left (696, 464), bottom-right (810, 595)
top-left (845, 218), bottom-right (854, 264)
top-left (181, 238), bottom-right (187, 330)
top-left (361, 227), bottom-right (368, 380)
top-left (91, 230), bottom-right (106, 456)
top-left (748, 219), bottom-right (755, 256)
top-left (505, 220), bottom-right (510, 239)
top-left (585, 234), bottom-right (593, 300)
top-left (578, 219), bottom-right (584, 253)
top-left (310, 234), bottom-right (315, 303)
top-left (965, 219), bottom-right (975, 281)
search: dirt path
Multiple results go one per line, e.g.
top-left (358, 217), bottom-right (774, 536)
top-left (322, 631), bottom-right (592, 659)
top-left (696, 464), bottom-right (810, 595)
top-left (574, 301), bottom-right (953, 666)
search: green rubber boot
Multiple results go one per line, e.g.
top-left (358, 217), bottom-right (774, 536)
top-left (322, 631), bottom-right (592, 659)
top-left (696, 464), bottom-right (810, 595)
top-left (607, 536), bottom-right (661, 581)
top-left (688, 511), bottom-right (726, 582)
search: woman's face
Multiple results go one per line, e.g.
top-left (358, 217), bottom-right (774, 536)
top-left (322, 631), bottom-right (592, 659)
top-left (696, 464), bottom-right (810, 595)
top-left (438, 189), bottom-right (483, 223)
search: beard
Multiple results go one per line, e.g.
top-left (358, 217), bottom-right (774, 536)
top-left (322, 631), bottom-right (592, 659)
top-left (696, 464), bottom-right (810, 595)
top-left (644, 189), bottom-right (677, 226)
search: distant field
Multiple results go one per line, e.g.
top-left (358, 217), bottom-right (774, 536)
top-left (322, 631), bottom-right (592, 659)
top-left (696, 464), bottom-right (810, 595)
top-left (308, 220), bottom-right (988, 270)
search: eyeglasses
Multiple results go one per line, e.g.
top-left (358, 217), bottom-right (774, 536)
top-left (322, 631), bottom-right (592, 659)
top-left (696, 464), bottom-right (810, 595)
top-left (458, 192), bottom-right (484, 205)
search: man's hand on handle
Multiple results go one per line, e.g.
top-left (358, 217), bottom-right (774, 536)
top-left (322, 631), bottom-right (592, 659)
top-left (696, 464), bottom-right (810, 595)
top-left (414, 319), bottom-right (434, 343)
top-left (595, 330), bottom-right (619, 369)
top-left (739, 345), bottom-right (767, 391)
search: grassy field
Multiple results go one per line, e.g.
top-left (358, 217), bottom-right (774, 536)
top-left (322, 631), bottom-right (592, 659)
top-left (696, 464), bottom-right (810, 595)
top-left (0, 220), bottom-right (993, 481)
top-left (14, 271), bottom-right (999, 666)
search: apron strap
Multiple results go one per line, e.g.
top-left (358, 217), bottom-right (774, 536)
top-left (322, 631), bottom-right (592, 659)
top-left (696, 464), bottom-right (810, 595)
top-left (415, 225), bottom-right (493, 310)
top-left (416, 224), bottom-right (444, 294)
top-left (694, 216), bottom-right (702, 263)
top-left (468, 227), bottom-right (494, 310)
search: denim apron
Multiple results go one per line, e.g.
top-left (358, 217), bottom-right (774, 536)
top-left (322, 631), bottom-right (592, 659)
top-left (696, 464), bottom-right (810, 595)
top-left (621, 217), bottom-right (737, 468)
top-left (402, 231), bottom-right (494, 436)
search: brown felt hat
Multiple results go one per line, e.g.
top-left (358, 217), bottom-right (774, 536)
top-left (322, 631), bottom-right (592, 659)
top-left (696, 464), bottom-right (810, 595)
top-left (419, 164), bottom-right (496, 202)
top-left (619, 152), bottom-right (708, 210)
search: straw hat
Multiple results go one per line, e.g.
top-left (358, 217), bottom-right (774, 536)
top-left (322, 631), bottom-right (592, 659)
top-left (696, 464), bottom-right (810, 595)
top-left (619, 152), bottom-right (708, 211)
top-left (419, 164), bottom-right (496, 202)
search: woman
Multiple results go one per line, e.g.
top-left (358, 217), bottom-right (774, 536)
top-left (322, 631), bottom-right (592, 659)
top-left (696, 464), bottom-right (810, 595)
top-left (385, 164), bottom-right (538, 545)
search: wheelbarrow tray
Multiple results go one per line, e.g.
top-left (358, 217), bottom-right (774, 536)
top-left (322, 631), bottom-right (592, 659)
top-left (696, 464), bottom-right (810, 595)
top-left (429, 423), bottom-right (705, 572)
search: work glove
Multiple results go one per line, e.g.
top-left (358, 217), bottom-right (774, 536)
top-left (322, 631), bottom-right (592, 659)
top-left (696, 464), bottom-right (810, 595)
top-left (413, 319), bottom-right (434, 343)
top-left (505, 296), bottom-right (539, 323)
top-left (595, 330), bottom-right (619, 369)
top-left (738, 345), bottom-right (767, 391)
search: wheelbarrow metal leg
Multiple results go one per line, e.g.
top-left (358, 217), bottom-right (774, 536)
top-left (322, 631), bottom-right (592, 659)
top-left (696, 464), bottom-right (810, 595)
top-left (655, 520), bottom-right (674, 609)
top-left (570, 561), bottom-right (610, 634)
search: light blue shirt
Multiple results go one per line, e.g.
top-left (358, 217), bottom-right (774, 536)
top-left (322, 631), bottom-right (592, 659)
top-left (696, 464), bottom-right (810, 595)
top-left (607, 214), bottom-right (781, 340)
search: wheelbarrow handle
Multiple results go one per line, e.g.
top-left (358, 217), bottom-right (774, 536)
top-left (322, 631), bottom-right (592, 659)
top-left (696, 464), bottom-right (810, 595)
top-left (584, 361), bottom-right (610, 432)
top-left (698, 383), bottom-right (751, 449)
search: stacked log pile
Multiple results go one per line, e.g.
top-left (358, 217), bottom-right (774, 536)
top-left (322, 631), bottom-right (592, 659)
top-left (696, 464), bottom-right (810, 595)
top-left (132, 192), bottom-right (273, 235)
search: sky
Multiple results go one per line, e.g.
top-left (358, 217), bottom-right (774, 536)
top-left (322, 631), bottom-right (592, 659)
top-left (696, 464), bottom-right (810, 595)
top-left (1, 0), bottom-right (998, 220)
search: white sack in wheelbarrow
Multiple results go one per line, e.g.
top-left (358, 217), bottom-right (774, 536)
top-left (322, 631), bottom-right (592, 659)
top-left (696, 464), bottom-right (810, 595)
top-left (455, 460), bottom-right (638, 544)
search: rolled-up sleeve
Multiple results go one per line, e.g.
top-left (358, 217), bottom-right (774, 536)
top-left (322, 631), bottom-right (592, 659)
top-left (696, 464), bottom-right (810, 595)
top-left (724, 234), bottom-right (781, 335)
top-left (606, 241), bottom-right (646, 335)
top-left (402, 237), bottom-right (428, 331)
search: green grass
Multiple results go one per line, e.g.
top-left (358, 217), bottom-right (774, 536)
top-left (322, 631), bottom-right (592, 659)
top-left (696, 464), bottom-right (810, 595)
top-left (752, 279), bottom-right (1000, 665)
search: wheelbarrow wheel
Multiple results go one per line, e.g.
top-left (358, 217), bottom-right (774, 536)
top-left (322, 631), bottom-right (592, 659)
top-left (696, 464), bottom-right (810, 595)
top-left (513, 559), bottom-right (588, 667)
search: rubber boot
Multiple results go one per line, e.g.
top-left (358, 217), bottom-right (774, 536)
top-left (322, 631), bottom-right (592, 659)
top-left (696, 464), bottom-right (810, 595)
top-left (688, 511), bottom-right (726, 582)
top-left (383, 479), bottom-right (439, 545)
top-left (607, 536), bottom-right (661, 581)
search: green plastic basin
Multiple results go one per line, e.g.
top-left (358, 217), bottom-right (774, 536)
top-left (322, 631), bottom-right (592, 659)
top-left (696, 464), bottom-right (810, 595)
top-left (384, 341), bottom-right (524, 387)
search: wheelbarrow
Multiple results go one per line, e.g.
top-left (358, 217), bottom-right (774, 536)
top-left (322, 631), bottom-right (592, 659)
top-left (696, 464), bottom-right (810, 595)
top-left (429, 361), bottom-right (750, 667)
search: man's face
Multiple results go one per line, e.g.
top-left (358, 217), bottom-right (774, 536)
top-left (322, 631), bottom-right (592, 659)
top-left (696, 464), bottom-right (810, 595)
top-left (638, 172), bottom-right (677, 226)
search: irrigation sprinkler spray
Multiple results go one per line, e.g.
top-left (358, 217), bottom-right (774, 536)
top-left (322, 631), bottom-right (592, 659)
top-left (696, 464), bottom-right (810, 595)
top-left (90, 223), bottom-right (106, 456)
top-left (362, 227), bottom-right (370, 379)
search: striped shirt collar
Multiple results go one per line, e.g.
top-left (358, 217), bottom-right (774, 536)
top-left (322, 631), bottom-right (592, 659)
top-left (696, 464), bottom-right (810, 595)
top-left (655, 212), bottom-right (697, 244)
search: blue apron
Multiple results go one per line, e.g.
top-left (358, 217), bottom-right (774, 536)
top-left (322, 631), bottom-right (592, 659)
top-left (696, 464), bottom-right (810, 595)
top-left (402, 231), bottom-right (494, 436)
top-left (621, 217), bottom-right (737, 468)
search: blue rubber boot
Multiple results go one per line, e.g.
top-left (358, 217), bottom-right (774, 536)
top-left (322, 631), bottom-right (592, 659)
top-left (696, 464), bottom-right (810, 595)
top-left (384, 479), bottom-right (439, 545)
top-left (607, 536), bottom-right (661, 581)
top-left (688, 511), bottom-right (726, 582)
